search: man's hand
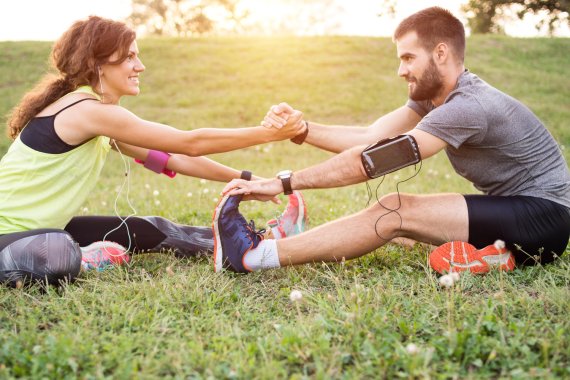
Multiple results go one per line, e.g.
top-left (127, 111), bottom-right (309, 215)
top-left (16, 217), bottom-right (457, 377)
top-left (261, 102), bottom-right (296, 129)
top-left (222, 178), bottom-right (283, 202)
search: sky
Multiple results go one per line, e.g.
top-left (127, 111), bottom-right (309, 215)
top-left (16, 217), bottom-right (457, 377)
top-left (0, 0), bottom-right (568, 41)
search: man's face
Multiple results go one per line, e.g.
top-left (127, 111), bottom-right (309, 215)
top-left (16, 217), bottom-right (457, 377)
top-left (396, 32), bottom-right (444, 101)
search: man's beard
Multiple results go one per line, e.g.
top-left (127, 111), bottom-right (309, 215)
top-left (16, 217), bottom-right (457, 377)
top-left (408, 58), bottom-right (444, 101)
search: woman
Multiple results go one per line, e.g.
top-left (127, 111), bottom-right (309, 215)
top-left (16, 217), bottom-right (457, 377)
top-left (0, 16), bottom-right (307, 287)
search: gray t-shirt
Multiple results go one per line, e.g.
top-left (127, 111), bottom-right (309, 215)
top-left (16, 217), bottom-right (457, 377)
top-left (408, 70), bottom-right (570, 208)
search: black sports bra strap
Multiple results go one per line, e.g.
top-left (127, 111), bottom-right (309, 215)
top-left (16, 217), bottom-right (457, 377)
top-left (53, 98), bottom-right (98, 116)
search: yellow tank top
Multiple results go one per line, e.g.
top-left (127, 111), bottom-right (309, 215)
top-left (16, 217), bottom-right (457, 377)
top-left (0, 86), bottom-right (110, 233)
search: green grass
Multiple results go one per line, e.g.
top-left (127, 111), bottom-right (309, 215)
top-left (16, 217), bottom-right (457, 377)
top-left (1, 36), bottom-right (570, 379)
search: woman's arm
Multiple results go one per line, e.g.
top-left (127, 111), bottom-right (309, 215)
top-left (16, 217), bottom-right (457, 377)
top-left (113, 141), bottom-right (260, 182)
top-left (81, 102), bottom-right (305, 156)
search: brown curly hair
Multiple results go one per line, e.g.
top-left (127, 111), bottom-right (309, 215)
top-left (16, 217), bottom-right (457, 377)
top-left (6, 16), bottom-right (136, 139)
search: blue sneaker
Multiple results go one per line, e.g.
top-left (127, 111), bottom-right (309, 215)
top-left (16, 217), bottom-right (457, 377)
top-left (212, 194), bottom-right (265, 273)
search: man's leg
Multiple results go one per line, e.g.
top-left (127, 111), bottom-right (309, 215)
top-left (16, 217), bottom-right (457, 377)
top-left (276, 192), bottom-right (468, 266)
top-left (213, 192), bottom-right (468, 272)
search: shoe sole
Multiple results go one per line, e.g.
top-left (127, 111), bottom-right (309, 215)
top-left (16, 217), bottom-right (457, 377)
top-left (212, 194), bottom-right (231, 273)
top-left (429, 241), bottom-right (515, 274)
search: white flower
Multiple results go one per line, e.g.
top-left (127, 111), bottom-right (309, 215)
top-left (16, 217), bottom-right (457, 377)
top-left (144, 183), bottom-right (150, 189)
top-left (450, 272), bottom-right (460, 282)
top-left (187, 192), bottom-right (193, 197)
top-left (203, 188), bottom-right (210, 194)
top-left (213, 197), bottom-right (219, 203)
top-left (289, 290), bottom-right (303, 302)
top-left (439, 274), bottom-right (454, 288)
top-left (494, 239), bottom-right (505, 250)
top-left (406, 343), bottom-right (419, 355)
top-left (153, 190), bottom-right (160, 196)
top-left (82, 207), bottom-right (89, 213)
top-left (200, 179), bottom-right (207, 184)
top-left (154, 200), bottom-right (161, 206)
top-left (101, 201), bottom-right (107, 207)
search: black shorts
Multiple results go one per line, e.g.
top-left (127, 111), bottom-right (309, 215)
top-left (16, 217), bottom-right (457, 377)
top-left (465, 195), bottom-right (570, 265)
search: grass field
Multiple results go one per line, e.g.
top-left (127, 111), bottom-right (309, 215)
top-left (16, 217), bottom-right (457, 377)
top-left (0, 36), bottom-right (569, 379)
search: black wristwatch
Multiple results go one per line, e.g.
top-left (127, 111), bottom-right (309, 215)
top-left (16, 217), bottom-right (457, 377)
top-left (276, 170), bottom-right (293, 195)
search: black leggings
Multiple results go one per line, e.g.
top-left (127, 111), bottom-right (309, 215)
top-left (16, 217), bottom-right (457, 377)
top-left (0, 216), bottom-right (213, 287)
top-left (465, 195), bottom-right (570, 265)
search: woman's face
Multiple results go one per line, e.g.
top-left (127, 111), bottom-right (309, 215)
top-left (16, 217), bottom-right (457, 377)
top-left (99, 40), bottom-right (145, 104)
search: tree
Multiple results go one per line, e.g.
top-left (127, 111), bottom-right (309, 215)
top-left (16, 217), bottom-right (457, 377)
top-left (463, 0), bottom-right (569, 35)
top-left (128, 0), bottom-right (249, 36)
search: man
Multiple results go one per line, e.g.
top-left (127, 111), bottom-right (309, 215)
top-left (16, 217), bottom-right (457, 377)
top-left (212, 7), bottom-right (570, 274)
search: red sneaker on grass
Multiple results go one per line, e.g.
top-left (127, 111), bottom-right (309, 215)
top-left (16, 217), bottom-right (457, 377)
top-left (429, 241), bottom-right (515, 274)
top-left (80, 241), bottom-right (130, 271)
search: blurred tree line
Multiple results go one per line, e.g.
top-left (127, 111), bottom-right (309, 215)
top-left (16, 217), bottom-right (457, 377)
top-left (127, 0), bottom-right (569, 36)
top-left (463, 0), bottom-right (569, 34)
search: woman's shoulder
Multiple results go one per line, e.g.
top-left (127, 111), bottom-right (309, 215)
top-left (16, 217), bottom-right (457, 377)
top-left (35, 92), bottom-right (101, 118)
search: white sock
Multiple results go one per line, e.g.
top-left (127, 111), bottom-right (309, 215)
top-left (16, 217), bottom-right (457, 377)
top-left (243, 239), bottom-right (280, 271)
top-left (271, 226), bottom-right (283, 239)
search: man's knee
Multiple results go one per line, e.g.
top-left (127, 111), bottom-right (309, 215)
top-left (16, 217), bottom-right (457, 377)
top-left (366, 192), bottom-right (416, 214)
top-left (0, 231), bottom-right (82, 287)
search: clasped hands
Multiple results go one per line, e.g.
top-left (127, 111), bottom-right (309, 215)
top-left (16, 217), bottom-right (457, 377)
top-left (224, 102), bottom-right (304, 201)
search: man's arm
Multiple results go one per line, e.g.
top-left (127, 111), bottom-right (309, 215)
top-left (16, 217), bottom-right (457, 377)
top-left (267, 103), bottom-right (421, 153)
top-left (223, 128), bottom-right (447, 198)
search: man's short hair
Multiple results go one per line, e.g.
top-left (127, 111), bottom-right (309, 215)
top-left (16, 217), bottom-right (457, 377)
top-left (393, 7), bottom-right (465, 62)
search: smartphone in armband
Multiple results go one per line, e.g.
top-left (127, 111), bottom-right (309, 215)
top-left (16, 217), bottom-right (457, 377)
top-left (360, 135), bottom-right (421, 179)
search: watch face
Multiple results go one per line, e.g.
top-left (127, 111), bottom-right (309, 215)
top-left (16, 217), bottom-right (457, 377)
top-left (277, 170), bottom-right (292, 178)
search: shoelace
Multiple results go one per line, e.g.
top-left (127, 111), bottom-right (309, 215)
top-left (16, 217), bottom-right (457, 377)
top-left (244, 220), bottom-right (266, 244)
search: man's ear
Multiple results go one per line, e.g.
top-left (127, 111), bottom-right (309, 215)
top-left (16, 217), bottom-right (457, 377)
top-left (433, 42), bottom-right (448, 63)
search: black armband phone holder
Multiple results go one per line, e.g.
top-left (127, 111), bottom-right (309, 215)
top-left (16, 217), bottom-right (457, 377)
top-left (360, 135), bottom-right (421, 179)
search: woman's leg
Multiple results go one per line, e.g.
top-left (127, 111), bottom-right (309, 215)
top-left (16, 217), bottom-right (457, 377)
top-left (65, 216), bottom-right (213, 257)
top-left (0, 229), bottom-right (81, 287)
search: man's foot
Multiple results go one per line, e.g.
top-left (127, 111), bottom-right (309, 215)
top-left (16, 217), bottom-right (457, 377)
top-left (212, 194), bottom-right (265, 273)
top-left (429, 241), bottom-right (515, 274)
top-left (80, 241), bottom-right (130, 271)
top-left (267, 191), bottom-right (308, 239)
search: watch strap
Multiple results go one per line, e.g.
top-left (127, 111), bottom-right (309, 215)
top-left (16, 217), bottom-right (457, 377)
top-left (280, 175), bottom-right (293, 195)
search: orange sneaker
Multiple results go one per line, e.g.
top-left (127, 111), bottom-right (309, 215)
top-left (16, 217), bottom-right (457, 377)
top-left (429, 241), bottom-right (515, 274)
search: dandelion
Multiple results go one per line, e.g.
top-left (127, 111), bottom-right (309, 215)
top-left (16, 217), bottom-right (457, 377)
top-left (101, 201), bottom-right (107, 207)
top-left (203, 188), bottom-right (210, 194)
top-left (406, 343), bottom-right (419, 355)
top-left (154, 200), bottom-right (161, 206)
top-left (213, 197), bottom-right (219, 203)
top-left (450, 272), bottom-right (460, 282)
top-left (439, 274), bottom-right (454, 288)
top-left (153, 190), bottom-right (160, 196)
top-left (186, 192), bottom-right (193, 197)
top-left (82, 207), bottom-right (89, 213)
top-left (289, 289), bottom-right (303, 302)
top-left (200, 179), bottom-right (207, 184)
top-left (144, 183), bottom-right (150, 189)
top-left (494, 239), bottom-right (505, 250)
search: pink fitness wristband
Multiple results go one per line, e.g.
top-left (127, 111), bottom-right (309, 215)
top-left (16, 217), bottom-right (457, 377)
top-left (134, 150), bottom-right (176, 178)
